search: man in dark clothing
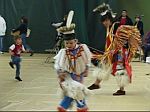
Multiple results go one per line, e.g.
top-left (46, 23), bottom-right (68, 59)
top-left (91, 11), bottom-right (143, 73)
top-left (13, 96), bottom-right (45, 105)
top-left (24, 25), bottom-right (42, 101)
top-left (117, 10), bottom-right (133, 26)
top-left (13, 22), bottom-right (27, 35)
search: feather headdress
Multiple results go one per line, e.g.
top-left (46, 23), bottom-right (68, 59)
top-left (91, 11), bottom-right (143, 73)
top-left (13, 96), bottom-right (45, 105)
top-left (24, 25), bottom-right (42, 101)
top-left (93, 3), bottom-right (117, 18)
top-left (57, 10), bottom-right (75, 34)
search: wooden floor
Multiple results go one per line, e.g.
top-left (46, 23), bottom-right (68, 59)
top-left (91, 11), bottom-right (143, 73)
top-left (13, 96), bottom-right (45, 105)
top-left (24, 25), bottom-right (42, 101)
top-left (0, 53), bottom-right (150, 111)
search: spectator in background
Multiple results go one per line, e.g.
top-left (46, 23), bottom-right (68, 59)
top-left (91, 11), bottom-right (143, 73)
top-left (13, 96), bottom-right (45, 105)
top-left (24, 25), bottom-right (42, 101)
top-left (143, 32), bottom-right (150, 62)
top-left (52, 15), bottom-right (68, 50)
top-left (117, 10), bottom-right (133, 26)
top-left (0, 15), bottom-right (6, 54)
top-left (134, 15), bottom-right (144, 38)
top-left (12, 16), bottom-right (33, 56)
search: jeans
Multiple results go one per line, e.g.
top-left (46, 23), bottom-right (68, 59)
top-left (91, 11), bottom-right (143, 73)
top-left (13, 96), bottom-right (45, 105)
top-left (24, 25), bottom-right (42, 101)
top-left (11, 56), bottom-right (21, 77)
top-left (0, 36), bottom-right (4, 51)
top-left (21, 34), bottom-right (32, 51)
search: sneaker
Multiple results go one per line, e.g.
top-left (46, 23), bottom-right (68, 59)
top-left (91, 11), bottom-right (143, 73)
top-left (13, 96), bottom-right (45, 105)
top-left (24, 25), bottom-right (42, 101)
top-left (15, 77), bottom-right (22, 81)
top-left (0, 51), bottom-right (4, 54)
top-left (113, 90), bottom-right (125, 96)
top-left (9, 62), bottom-right (14, 69)
top-left (88, 84), bottom-right (100, 90)
top-left (30, 51), bottom-right (34, 56)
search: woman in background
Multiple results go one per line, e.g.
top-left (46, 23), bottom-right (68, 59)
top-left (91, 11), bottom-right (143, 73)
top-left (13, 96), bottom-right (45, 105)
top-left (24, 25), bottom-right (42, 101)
top-left (134, 15), bottom-right (144, 39)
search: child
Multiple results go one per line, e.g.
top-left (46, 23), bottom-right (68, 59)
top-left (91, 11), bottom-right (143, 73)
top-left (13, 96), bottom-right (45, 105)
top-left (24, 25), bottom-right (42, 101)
top-left (54, 33), bottom-right (91, 112)
top-left (9, 35), bottom-right (26, 81)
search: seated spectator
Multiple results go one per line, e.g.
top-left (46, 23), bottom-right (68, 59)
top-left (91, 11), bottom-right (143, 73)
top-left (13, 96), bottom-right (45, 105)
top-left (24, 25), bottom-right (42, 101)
top-left (143, 32), bottom-right (150, 62)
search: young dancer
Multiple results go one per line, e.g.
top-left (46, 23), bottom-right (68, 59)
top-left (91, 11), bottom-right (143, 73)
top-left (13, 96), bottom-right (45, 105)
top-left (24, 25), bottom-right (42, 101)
top-left (54, 11), bottom-right (91, 111)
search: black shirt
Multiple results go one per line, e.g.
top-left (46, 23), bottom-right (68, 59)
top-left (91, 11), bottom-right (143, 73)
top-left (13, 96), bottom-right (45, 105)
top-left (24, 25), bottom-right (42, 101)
top-left (13, 23), bottom-right (27, 35)
top-left (134, 21), bottom-right (144, 36)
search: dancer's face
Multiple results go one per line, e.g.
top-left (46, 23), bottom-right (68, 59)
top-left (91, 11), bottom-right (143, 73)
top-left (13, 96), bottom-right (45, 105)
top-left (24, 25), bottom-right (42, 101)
top-left (64, 39), bottom-right (77, 50)
top-left (102, 19), bottom-right (112, 28)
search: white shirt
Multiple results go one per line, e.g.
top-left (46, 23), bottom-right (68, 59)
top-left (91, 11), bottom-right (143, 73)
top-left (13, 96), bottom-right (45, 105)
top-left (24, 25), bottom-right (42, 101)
top-left (9, 44), bottom-right (25, 51)
top-left (54, 44), bottom-right (91, 75)
top-left (0, 15), bottom-right (6, 36)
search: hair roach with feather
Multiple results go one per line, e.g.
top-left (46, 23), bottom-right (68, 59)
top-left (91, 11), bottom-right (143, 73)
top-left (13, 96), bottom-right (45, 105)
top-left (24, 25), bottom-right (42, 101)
top-left (93, 3), bottom-right (117, 18)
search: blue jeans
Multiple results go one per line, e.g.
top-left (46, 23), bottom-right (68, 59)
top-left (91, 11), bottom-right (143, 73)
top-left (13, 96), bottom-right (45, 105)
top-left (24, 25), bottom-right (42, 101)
top-left (0, 36), bottom-right (4, 51)
top-left (21, 34), bottom-right (32, 51)
top-left (59, 73), bottom-right (86, 109)
top-left (11, 56), bottom-right (21, 77)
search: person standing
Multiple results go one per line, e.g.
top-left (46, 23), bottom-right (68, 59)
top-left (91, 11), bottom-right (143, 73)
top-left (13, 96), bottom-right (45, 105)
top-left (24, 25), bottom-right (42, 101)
top-left (117, 10), bottom-right (133, 26)
top-left (88, 3), bottom-right (141, 96)
top-left (134, 15), bottom-right (144, 38)
top-left (12, 16), bottom-right (33, 56)
top-left (0, 15), bottom-right (6, 54)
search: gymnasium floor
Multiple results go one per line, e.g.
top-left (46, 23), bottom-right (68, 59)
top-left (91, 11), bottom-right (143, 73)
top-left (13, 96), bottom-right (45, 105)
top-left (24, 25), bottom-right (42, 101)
top-left (0, 53), bottom-right (150, 111)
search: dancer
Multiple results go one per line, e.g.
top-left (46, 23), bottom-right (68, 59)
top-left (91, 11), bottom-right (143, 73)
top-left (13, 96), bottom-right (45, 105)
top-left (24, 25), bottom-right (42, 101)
top-left (88, 3), bottom-right (118, 90)
top-left (88, 3), bottom-right (141, 95)
top-left (54, 10), bottom-right (91, 111)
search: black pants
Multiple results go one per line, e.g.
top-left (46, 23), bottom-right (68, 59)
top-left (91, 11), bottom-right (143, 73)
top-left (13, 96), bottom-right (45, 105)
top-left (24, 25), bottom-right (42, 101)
top-left (143, 44), bottom-right (150, 61)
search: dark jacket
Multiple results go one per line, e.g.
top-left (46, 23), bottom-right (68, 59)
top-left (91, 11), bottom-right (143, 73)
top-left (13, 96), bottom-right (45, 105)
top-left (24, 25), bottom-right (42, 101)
top-left (145, 32), bottom-right (150, 44)
top-left (134, 21), bottom-right (144, 36)
top-left (117, 16), bottom-right (133, 26)
top-left (13, 23), bottom-right (27, 35)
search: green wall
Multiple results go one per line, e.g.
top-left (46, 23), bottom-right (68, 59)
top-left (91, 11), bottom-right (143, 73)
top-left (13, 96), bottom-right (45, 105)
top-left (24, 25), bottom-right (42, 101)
top-left (0, 0), bottom-right (149, 52)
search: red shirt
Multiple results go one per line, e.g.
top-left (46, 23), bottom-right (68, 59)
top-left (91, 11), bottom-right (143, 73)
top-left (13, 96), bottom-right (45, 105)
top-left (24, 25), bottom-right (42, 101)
top-left (120, 18), bottom-right (127, 26)
top-left (9, 44), bottom-right (25, 57)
